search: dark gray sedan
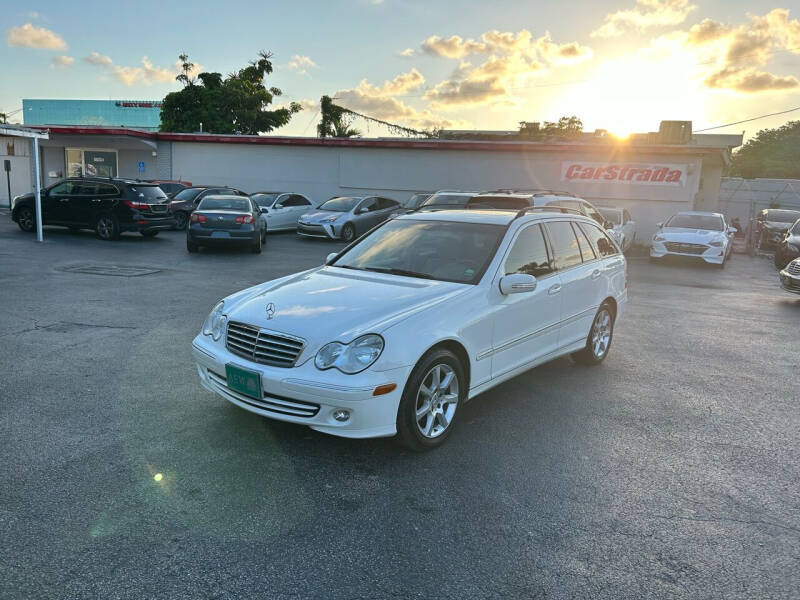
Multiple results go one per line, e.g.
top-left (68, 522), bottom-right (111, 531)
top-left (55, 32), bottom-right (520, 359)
top-left (186, 195), bottom-right (266, 254)
top-left (297, 195), bottom-right (401, 242)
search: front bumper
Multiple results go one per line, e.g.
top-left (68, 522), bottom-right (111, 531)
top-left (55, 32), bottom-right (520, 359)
top-left (779, 268), bottom-right (800, 295)
top-left (192, 334), bottom-right (409, 438)
top-left (650, 241), bottom-right (725, 264)
top-left (297, 222), bottom-right (337, 239)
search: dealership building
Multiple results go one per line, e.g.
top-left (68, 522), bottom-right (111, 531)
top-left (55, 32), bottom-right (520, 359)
top-left (1, 121), bottom-right (742, 240)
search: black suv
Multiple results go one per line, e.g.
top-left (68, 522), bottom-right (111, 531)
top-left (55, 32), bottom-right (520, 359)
top-left (168, 186), bottom-right (248, 230)
top-left (12, 177), bottom-right (176, 240)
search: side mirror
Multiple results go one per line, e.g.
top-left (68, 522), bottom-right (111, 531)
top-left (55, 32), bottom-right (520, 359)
top-left (273, 204), bottom-right (283, 210)
top-left (356, 207), bottom-right (368, 214)
top-left (656, 221), bottom-right (663, 229)
top-left (325, 252), bottom-right (338, 264)
top-left (260, 207), bottom-right (269, 213)
top-left (499, 273), bottom-right (537, 295)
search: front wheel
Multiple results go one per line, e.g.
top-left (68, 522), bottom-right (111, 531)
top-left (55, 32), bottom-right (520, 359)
top-left (340, 222), bottom-right (356, 243)
top-left (16, 207), bottom-right (35, 232)
top-left (572, 304), bottom-right (614, 366)
top-left (396, 348), bottom-right (465, 451)
top-left (95, 215), bottom-right (119, 240)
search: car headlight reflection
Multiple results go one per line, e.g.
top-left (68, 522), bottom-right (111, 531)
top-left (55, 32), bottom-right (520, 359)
top-left (321, 215), bottom-right (340, 223)
top-left (653, 235), bottom-right (665, 242)
top-left (202, 301), bottom-right (227, 341)
top-left (315, 334), bottom-right (384, 374)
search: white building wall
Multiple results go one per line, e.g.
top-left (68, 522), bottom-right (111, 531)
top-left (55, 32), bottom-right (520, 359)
top-left (0, 136), bottom-right (32, 207)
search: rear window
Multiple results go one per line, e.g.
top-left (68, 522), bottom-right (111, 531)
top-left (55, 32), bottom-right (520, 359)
top-left (468, 196), bottom-right (530, 210)
top-left (128, 185), bottom-right (168, 202)
top-left (173, 188), bottom-right (204, 202)
top-left (198, 197), bottom-right (252, 211)
top-left (422, 194), bottom-right (471, 207)
top-left (765, 210), bottom-right (800, 223)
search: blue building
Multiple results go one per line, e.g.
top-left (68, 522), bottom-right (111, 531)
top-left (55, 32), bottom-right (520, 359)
top-left (22, 99), bottom-right (162, 131)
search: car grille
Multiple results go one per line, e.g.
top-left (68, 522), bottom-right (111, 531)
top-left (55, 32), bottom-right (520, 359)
top-left (298, 223), bottom-right (327, 236)
top-left (664, 242), bottom-right (707, 255)
top-left (226, 321), bottom-right (305, 368)
top-left (787, 261), bottom-right (800, 276)
top-left (206, 369), bottom-right (320, 418)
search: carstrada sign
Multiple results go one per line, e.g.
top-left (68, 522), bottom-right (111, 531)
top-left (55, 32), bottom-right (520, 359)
top-left (562, 162), bottom-right (688, 187)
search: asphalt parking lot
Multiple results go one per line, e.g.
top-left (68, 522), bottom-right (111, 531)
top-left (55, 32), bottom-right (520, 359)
top-left (1, 214), bottom-right (798, 599)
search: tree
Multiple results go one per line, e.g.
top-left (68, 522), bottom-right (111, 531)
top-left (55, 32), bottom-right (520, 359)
top-left (728, 121), bottom-right (800, 179)
top-left (519, 116), bottom-right (583, 139)
top-left (160, 52), bottom-right (301, 134)
top-left (317, 95), bottom-right (361, 138)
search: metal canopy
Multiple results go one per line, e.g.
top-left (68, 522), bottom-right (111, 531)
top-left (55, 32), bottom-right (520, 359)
top-left (0, 124), bottom-right (49, 242)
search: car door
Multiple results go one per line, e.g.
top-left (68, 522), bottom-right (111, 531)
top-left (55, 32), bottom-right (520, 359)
top-left (64, 181), bottom-right (98, 226)
top-left (489, 223), bottom-right (562, 377)
top-left (543, 220), bottom-right (599, 350)
top-left (354, 197), bottom-right (381, 233)
top-left (288, 194), bottom-right (314, 227)
top-left (267, 194), bottom-right (292, 230)
top-left (44, 181), bottom-right (74, 223)
top-left (377, 198), bottom-right (400, 223)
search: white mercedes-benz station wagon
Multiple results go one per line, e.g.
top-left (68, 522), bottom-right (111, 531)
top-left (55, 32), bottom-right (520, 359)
top-left (192, 208), bottom-right (628, 450)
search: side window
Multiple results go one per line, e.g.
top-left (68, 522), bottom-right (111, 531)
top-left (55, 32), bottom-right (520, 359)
top-left (360, 198), bottom-right (378, 212)
top-left (582, 202), bottom-right (605, 225)
top-left (50, 182), bottom-right (73, 195)
top-left (73, 182), bottom-right (99, 196)
top-left (96, 183), bottom-right (119, 196)
top-left (504, 224), bottom-right (554, 278)
top-left (572, 222), bottom-right (596, 261)
top-left (292, 195), bottom-right (311, 206)
top-left (580, 222), bottom-right (619, 257)
top-left (550, 199), bottom-right (581, 214)
top-left (275, 194), bottom-right (292, 207)
top-left (545, 221), bottom-right (583, 270)
top-left (378, 197), bottom-right (398, 210)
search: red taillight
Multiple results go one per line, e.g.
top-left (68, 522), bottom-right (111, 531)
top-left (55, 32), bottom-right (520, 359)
top-left (124, 200), bottom-right (149, 211)
top-left (235, 215), bottom-right (254, 224)
top-left (190, 213), bottom-right (206, 223)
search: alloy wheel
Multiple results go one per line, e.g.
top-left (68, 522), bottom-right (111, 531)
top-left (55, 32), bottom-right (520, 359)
top-left (591, 309), bottom-right (612, 359)
top-left (18, 208), bottom-right (34, 231)
top-left (415, 364), bottom-right (459, 438)
top-left (97, 217), bottom-right (114, 240)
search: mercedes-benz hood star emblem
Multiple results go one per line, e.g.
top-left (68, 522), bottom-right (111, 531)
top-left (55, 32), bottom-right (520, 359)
top-left (266, 302), bottom-right (276, 319)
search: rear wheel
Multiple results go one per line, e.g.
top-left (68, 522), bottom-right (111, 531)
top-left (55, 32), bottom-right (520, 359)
top-left (95, 215), bottom-right (119, 240)
top-left (250, 234), bottom-right (262, 254)
top-left (341, 222), bottom-right (356, 243)
top-left (16, 207), bottom-right (35, 232)
top-left (396, 348), bottom-right (465, 451)
top-left (174, 211), bottom-right (189, 230)
top-left (572, 303), bottom-right (614, 366)
top-left (187, 239), bottom-right (199, 253)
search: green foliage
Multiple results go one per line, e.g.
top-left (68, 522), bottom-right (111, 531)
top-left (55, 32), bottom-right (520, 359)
top-left (160, 52), bottom-right (301, 134)
top-left (728, 121), bottom-right (800, 179)
top-left (0, 113), bottom-right (6, 124)
top-left (520, 116), bottom-right (584, 139)
top-left (317, 95), bottom-right (361, 138)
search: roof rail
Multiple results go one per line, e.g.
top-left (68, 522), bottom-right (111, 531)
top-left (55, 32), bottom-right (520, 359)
top-left (512, 205), bottom-right (585, 221)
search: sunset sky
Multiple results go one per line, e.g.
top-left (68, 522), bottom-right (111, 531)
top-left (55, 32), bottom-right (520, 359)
top-left (2, 0), bottom-right (800, 139)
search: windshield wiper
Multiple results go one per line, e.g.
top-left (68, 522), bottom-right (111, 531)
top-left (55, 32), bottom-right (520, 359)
top-left (362, 267), bottom-right (435, 280)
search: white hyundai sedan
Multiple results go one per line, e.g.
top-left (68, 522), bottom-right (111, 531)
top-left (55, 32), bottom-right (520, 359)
top-left (650, 211), bottom-right (735, 267)
top-left (192, 209), bottom-right (628, 450)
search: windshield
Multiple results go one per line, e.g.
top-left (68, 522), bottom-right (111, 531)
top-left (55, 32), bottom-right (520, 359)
top-left (599, 208), bottom-right (621, 225)
top-left (665, 214), bottom-right (724, 231)
top-left (422, 194), bottom-right (471, 207)
top-left (172, 188), bottom-right (204, 202)
top-left (197, 197), bottom-right (251, 211)
top-left (331, 219), bottom-right (504, 284)
top-left (319, 197), bottom-right (359, 212)
top-left (791, 220), bottom-right (800, 235)
top-left (765, 210), bottom-right (800, 223)
top-left (251, 193), bottom-right (279, 208)
top-left (128, 186), bottom-right (168, 202)
top-left (406, 194), bottom-right (431, 209)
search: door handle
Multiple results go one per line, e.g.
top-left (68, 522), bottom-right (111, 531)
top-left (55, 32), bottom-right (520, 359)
top-left (59, 198), bottom-right (69, 202)
top-left (548, 283), bottom-right (562, 295)
top-left (591, 269), bottom-right (601, 280)
top-left (92, 199), bottom-right (102, 203)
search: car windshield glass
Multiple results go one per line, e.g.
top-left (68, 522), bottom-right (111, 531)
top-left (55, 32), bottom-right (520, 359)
top-left (331, 219), bottom-right (504, 284)
top-left (173, 188), bottom-right (204, 201)
top-left (128, 186), bottom-right (168, 201)
top-left (599, 208), bottom-right (620, 224)
top-left (791, 220), bottom-right (800, 234)
top-left (251, 193), bottom-right (279, 208)
top-left (666, 214), bottom-right (724, 231)
top-left (319, 197), bottom-right (359, 212)
top-left (766, 210), bottom-right (800, 223)
top-left (468, 196), bottom-right (529, 209)
top-left (406, 194), bottom-right (431, 209)
top-left (197, 197), bottom-right (251, 211)
top-left (423, 194), bottom-right (470, 206)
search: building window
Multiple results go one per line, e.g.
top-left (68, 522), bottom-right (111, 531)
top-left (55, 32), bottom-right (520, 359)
top-left (65, 148), bottom-right (118, 178)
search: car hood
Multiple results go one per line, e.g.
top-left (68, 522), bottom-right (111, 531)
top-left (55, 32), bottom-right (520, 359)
top-left (659, 227), bottom-right (726, 242)
top-left (224, 266), bottom-right (468, 355)
top-left (299, 210), bottom-right (348, 224)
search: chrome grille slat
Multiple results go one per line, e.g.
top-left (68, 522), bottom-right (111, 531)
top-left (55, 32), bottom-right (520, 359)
top-left (787, 261), bottom-right (800, 276)
top-left (226, 321), bottom-right (305, 367)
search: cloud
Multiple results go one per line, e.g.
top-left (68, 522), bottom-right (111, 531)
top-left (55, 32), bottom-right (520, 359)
top-left (287, 55), bottom-right (317, 75)
top-left (83, 52), bottom-right (178, 86)
top-left (50, 55), bottom-right (74, 68)
top-left (7, 23), bottom-right (67, 49)
top-left (419, 30), bottom-right (591, 108)
top-left (398, 48), bottom-right (415, 57)
top-left (592, 0), bottom-right (696, 38)
top-left (704, 66), bottom-right (799, 92)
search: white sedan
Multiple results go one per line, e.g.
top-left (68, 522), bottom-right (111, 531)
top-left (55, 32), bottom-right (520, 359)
top-left (650, 211), bottom-right (735, 267)
top-left (192, 209), bottom-right (628, 450)
top-left (598, 207), bottom-right (636, 252)
top-left (250, 192), bottom-right (315, 231)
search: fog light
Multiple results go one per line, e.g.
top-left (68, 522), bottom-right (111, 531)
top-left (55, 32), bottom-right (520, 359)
top-left (333, 409), bottom-right (350, 422)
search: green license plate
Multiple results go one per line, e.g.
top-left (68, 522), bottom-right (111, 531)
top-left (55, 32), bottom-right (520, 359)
top-left (225, 364), bottom-right (261, 399)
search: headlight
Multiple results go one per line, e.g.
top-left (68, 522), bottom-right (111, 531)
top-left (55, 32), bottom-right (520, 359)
top-left (315, 334), bottom-right (384, 374)
top-left (202, 301), bottom-right (227, 341)
top-left (709, 239), bottom-right (724, 247)
top-left (321, 215), bottom-right (340, 223)
top-left (653, 235), bottom-right (665, 242)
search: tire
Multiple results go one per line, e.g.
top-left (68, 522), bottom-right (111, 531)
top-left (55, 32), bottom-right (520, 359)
top-left (341, 222), bottom-right (356, 243)
top-left (95, 215), bottom-right (119, 240)
top-left (187, 239), bottom-right (199, 253)
top-left (141, 230), bottom-right (159, 238)
top-left (261, 227), bottom-right (267, 243)
top-left (16, 207), bottom-right (35, 232)
top-left (250, 235), bottom-right (262, 254)
top-left (774, 253), bottom-right (785, 269)
top-left (396, 348), bottom-right (465, 451)
top-left (174, 211), bottom-right (189, 230)
top-left (571, 303), bottom-right (614, 366)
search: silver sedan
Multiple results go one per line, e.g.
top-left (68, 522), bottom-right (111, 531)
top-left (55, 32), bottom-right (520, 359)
top-left (297, 196), bottom-right (401, 242)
